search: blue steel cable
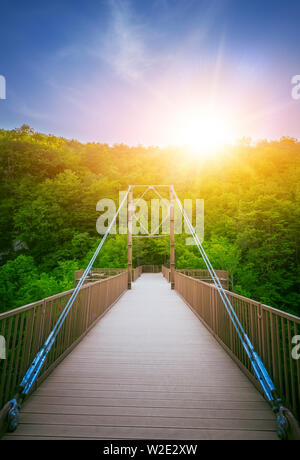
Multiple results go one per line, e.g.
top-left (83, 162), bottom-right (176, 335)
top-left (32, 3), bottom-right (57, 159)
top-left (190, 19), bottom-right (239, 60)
top-left (19, 186), bottom-right (131, 396)
top-left (173, 188), bottom-right (275, 401)
top-left (172, 187), bottom-right (278, 405)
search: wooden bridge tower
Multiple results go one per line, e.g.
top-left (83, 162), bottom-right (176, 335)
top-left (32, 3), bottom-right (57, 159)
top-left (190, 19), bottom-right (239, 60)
top-left (127, 185), bottom-right (175, 289)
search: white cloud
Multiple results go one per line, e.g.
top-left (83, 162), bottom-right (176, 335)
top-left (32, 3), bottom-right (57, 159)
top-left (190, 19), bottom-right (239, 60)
top-left (94, 0), bottom-right (155, 82)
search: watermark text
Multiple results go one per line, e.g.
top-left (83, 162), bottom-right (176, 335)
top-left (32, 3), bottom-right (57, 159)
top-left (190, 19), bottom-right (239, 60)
top-left (96, 192), bottom-right (204, 245)
top-left (292, 335), bottom-right (300, 360)
top-left (291, 75), bottom-right (300, 100)
top-left (0, 335), bottom-right (5, 359)
top-left (0, 75), bottom-right (6, 99)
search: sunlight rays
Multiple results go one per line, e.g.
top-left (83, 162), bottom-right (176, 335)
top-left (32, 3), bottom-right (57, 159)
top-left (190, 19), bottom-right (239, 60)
top-left (169, 107), bottom-right (237, 152)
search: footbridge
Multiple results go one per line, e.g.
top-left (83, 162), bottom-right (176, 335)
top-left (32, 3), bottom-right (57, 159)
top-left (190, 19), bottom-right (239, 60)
top-left (0, 186), bottom-right (299, 440)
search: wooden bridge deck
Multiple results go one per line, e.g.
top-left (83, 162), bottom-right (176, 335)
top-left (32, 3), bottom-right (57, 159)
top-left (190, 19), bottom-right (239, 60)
top-left (4, 274), bottom-right (278, 440)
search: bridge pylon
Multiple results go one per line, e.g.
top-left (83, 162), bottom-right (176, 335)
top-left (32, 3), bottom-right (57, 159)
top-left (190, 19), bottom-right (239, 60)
top-left (127, 186), bottom-right (133, 289)
top-left (127, 185), bottom-right (175, 289)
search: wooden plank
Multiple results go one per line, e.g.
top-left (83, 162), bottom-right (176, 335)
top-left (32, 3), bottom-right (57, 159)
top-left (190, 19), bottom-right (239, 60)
top-left (19, 412), bottom-right (277, 431)
top-left (21, 404), bottom-right (275, 420)
top-left (33, 388), bottom-right (264, 401)
top-left (26, 395), bottom-right (271, 411)
top-left (43, 379), bottom-right (256, 389)
top-left (46, 370), bottom-right (253, 380)
top-left (4, 424), bottom-right (278, 440)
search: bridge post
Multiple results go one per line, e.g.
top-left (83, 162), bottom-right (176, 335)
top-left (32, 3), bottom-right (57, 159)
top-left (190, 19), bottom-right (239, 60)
top-left (170, 186), bottom-right (175, 289)
top-left (128, 186), bottom-right (133, 289)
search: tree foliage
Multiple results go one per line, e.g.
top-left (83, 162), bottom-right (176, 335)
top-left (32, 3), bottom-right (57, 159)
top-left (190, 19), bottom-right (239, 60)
top-left (0, 127), bottom-right (299, 315)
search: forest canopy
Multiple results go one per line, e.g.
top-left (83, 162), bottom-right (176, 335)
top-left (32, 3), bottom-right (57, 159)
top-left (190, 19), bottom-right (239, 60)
top-left (0, 125), bottom-right (299, 316)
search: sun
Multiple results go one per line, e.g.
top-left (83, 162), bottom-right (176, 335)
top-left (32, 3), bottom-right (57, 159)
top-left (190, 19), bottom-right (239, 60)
top-left (171, 108), bottom-right (236, 152)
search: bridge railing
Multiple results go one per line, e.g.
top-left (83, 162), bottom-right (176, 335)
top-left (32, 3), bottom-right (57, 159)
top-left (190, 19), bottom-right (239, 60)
top-left (133, 265), bottom-right (162, 280)
top-left (132, 266), bottom-right (143, 281)
top-left (74, 268), bottom-right (126, 287)
top-left (0, 271), bottom-right (128, 410)
top-left (176, 269), bottom-right (229, 289)
top-left (162, 266), bottom-right (171, 282)
top-left (75, 266), bottom-right (162, 286)
top-left (162, 266), bottom-right (229, 288)
top-left (141, 265), bottom-right (161, 273)
top-left (174, 271), bottom-right (300, 421)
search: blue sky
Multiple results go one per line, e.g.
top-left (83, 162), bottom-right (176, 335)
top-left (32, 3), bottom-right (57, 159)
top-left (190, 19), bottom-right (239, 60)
top-left (0, 0), bottom-right (299, 145)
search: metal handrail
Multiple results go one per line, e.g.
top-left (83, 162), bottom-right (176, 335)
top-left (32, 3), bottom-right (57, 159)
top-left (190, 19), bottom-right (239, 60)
top-left (174, 271), bottom-right (300, 429)
top-left (0, 272), bottom-right (128, 418)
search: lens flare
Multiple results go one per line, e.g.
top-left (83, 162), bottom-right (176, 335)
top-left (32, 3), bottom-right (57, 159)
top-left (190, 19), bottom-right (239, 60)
top-left (171, 108), bottom-right (237, 152)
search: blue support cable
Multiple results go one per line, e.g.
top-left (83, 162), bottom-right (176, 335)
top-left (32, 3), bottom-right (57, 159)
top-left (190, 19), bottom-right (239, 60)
top-left (172, 187), bottom-right (278, 406)
top-left (19, 186), bottom-right (131, 397)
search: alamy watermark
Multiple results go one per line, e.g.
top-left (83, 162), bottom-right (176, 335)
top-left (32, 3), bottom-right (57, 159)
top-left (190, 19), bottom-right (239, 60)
top-left (291, 75), bottom-right (300, 100)
top-left (0, 75), bottom-right (6, 99)
top-left (292, 335), bottom-right (300, 360)
top-left (96, 192), bottom-right (204, 245)
top-left (0, 335), bottom-right (5, 359)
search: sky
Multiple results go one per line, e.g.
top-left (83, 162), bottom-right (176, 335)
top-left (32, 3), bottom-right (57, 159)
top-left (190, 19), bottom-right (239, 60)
top-left (0, 0), bottom-right (300, 146)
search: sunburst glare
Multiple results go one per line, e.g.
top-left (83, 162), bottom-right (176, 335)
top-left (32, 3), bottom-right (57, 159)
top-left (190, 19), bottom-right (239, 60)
top-left (170, 108), bottom-right (237, 153)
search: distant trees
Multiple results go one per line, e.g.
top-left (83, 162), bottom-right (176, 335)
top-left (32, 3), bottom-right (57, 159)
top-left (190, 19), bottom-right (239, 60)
top-left (0, 255), bottom-right (58, 312)
top-left (0, 127), bottom-right (299, 315)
